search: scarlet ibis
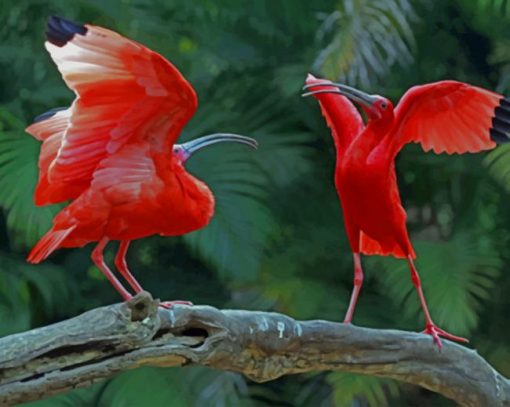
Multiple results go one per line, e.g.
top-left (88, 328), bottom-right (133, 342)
top-left (303, 74), bottom-right (509, 347)
top-left (26, 16), bottom-right (257, 306)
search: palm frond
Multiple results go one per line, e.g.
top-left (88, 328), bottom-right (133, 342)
top-left (484, 144), bottom-right (510, 191)
top-left (182, 82), bottom-right (315, 281)
top-left (471, 0), bottom-right (510, 18)
top-left (0, 253), bottom-right (81, 336)
top-left (327, 372), bottom-right (399, 407)
top-left (184, 369), bottom-right (252, 406)
top-left (313, 0), bottom-right (417, 89)
top-left (0, 109), bottom-right (60, 248)
top-left (487, 39), bottom-right (510, 92)
top-left (24, 366), bottom-right (252, 407)
top-left (368, 233), bottom-right (501, 334)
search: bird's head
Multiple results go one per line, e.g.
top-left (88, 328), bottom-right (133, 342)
top-left (303, 79), bottom-right (393, 122)
top-left (173, 133), bottom-right (258, 164)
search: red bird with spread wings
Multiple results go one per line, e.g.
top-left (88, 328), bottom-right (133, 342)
top-left (26, 16), bottom-right (257, 306)
top-left (304, 74), bottom-right (509, 347)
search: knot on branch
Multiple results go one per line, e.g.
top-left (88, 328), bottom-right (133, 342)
top-left (125, 291), bottom-right (158, 322)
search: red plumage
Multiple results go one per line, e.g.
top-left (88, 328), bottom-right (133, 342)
top-left (27, 17), bottom-right (256, 306)
top-left (305, 74), bottom-right (507, 347)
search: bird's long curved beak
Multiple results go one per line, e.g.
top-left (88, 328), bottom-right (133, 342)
top-left (176, 133), bottom-right (258, 161)
top-left (302, 82), bottom-right (378, 109)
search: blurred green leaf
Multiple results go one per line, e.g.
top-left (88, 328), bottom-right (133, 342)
top-left (327, 372), bottom-right (399, 407)
top-left (485, 144), bottom-right (510, 191)
top-left (0, 109), bottom-right (60, 247)
top-left (0, 253), bottom-right (81, 336)
top-left (313, 0), bottom-right (416, 89)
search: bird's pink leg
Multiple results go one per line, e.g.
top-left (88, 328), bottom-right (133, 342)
top-left (92, 238), bottom-right (132, 301)
top-left (114, 240), bottom-right (192, 309)
top-left (407, 256), bottom-right (468, 348)
top-left (344, 253), bottom-right (363, 323)
top-left (114, 241), bottom-right (143, 293)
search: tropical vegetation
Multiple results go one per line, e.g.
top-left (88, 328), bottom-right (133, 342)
top-left (1, 0), bottom-right (510, 405)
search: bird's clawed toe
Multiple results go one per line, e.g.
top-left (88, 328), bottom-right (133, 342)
top-left (159, 300), bottom-right (193, 309)
top-left (421, 323), bottom-right (469, 349)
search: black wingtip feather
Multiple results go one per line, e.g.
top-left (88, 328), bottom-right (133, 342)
top-left (501, 98), bottom-right (510, 109)
top-left (33, 107), bottom-right (67, 124)
top-left (490, 96), bottom-right (510, 144)
top-left (46, 16), bottom-right (87, 47)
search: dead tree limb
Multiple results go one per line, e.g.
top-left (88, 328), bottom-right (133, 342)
top-left (0, 292), bottom-right (508, 406)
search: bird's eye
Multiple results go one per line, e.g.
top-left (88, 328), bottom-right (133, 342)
top-left (380, 102), bottom-right (388, 110)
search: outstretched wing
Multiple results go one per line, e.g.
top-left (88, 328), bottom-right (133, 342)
top-left (26, 16), bottom-right (197, 205)
top-left (305, 74), bottom-right (364, 156)
top-left (389, 80), bottom-right (508, 156)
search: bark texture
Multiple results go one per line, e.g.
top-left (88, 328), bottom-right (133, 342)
top-left (0, 292), bottom-right (508, 406)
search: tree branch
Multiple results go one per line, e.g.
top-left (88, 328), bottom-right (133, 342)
top-left (0, 292), bottom-right (508, 406)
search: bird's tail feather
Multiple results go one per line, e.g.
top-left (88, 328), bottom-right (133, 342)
top-left (27, 225), bottom-right (76, 264)
top-left (360, 231), bottom-right (415, 259)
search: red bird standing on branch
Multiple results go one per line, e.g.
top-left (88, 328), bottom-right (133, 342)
top-left (304, 74), bottom-right (509, 347)
top-left (26, 16), bottom-right (257, 306)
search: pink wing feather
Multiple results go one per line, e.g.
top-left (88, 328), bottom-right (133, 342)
top-left (390, 80), bottom-right (505, 156)
top-left (26, 17), bottom-right (197, 206)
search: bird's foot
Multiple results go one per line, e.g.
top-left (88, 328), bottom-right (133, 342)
top-left (159, 300), bottom-right (193, 309)
top-left (422, 323), bottom-right (468, 349)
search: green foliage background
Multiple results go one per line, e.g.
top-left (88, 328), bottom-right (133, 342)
top-left (1, 0), bottom-right (509, 405)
